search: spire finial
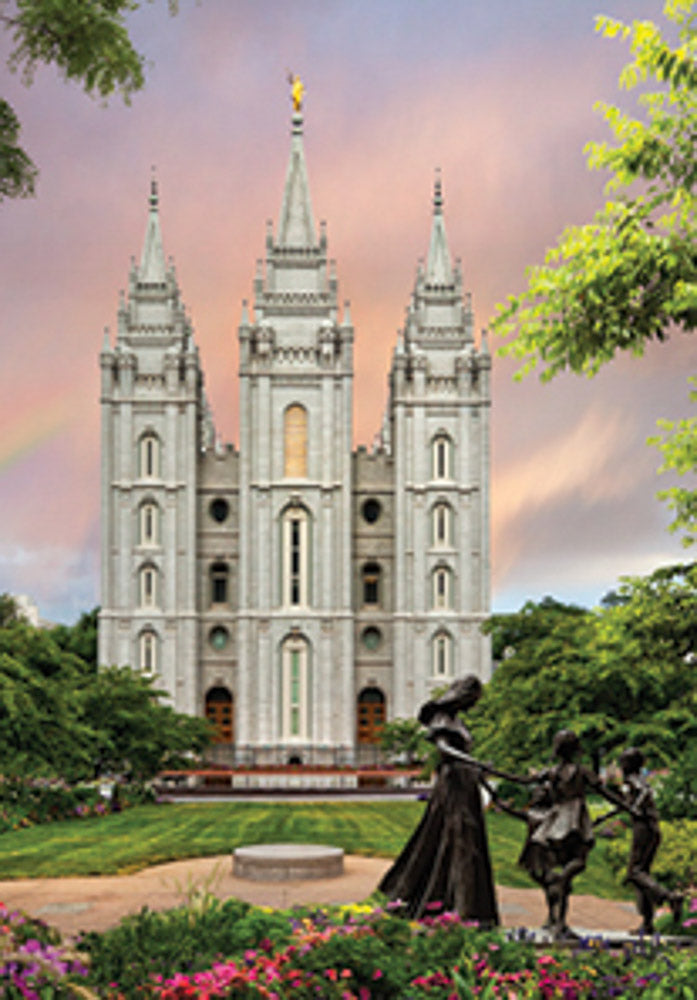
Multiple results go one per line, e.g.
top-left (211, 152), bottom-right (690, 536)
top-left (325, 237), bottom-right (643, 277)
top-left (286, 71), bottom-right (305, 135)
top-left (287, 71), bottom-right (304, 112)
top-left (433, 167), bottom-right (443, 215)
top-left (150, 166), bottom-right (158, 211)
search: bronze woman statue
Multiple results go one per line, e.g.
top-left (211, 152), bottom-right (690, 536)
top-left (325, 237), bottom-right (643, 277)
top-left (378, 675), bottom-right (499, 925)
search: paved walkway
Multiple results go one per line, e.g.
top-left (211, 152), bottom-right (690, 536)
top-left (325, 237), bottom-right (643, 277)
top-left (0, 854), bottom-right (638, 939)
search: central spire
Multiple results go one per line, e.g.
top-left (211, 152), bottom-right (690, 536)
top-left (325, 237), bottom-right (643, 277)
top-left (277, 77), bottom-right (316, 248)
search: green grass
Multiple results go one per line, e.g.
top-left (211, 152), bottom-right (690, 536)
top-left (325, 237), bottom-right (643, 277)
top-left (0, 800), bottom-right (630, 898)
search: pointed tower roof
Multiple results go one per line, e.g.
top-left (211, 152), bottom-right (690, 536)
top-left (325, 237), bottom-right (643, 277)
top-left (139, 171), bottom-right (167, 283)
top-left (277, 109), bottom-right (316, 247)
top-left (425, 170), bottom-right (453, 287)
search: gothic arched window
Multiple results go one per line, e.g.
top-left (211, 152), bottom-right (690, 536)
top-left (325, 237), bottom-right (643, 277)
top-left (432, 502), bottom-right (452, 546)
top-left (284, 404), bottom-right (308, 477)
top-left (282, 506), bottom-right (310, 607)
top-left (432, 630), bottom-right (452, 678)
top-left (432, 566), bottom-right (452, 610)
top-left (139, 564), bottom-right (158, 608)
top-left (140, 501), bottom-right (159, 546)
top-left (140, 433), bottom-right (160, 478)
top-left (139, 629), bottom-right (158, 674)
top-left (432, 433), bottom-right (452, 480)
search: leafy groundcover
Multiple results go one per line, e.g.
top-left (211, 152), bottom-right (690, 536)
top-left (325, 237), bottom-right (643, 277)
top-left (3, 896), bottom-right (697, 999)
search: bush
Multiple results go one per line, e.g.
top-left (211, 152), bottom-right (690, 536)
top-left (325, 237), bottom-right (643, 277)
top-left (605, 818), bottom-right (697, 890)
top-left (0, 775), bottom-right (153, 833)
top-left (655, 746), bottom-right (697, 819)
top-left (81, 895), bottom-right (292, 996)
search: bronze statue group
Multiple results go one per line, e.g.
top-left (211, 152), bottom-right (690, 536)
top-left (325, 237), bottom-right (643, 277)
top-left (379, 676), bottom-right (684, 940)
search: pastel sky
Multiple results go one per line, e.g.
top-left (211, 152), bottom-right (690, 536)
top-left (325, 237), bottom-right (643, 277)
top-left (1, 0), bottom-right (693, 624)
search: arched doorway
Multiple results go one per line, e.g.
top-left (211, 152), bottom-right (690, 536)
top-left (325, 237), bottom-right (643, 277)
top-left (357, 687), bottom-right (385, 744)
top-left (205, 686), bottom-right (234, 744)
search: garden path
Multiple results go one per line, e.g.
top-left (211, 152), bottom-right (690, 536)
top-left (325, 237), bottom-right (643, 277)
top-left (0, 854), bottom-right (639, 939)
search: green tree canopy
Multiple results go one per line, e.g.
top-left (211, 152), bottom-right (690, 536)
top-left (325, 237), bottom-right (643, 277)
top-left (1, 0), bottom-right (177, 201)
top-left (470, 564), bottom-right (697, 774)
top-left (0, 598), bottom-right (210, 780)
top-left (492, 0), bottom-right (697, 544)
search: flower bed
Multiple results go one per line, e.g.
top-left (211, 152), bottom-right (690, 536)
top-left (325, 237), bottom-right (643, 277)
top-left (78, 898), bottom-right (697, 1000)
top-left (0, 902), bottom-right (89, 998)
top-left (0, 775), bottom-right (153, 833)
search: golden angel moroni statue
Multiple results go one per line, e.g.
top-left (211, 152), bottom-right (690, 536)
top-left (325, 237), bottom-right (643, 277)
top-left (287, 72), bottom-right (304, 112)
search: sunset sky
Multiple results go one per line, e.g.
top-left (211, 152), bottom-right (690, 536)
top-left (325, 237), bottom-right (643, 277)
top-left (1, 0), bottom-right (693, 624)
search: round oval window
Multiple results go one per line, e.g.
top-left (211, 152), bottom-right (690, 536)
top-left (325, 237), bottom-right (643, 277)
top-left (362, 498), bottom-right (381, 524)
top-left (362, 626), bottom-right (382, 651)
top-left (209, 498), bottom-right (229, 523)
top-left (209, 626), bottom-right (229, 651)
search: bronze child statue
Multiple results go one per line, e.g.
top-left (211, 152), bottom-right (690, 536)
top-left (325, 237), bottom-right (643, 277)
top-left (528, 729), bottom-right (632, 939)
top-left (618, 747), bottom-right (683, 934)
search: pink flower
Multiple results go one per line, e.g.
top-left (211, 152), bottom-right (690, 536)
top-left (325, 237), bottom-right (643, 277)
top-left (372, 969), bottom-right (384, 980)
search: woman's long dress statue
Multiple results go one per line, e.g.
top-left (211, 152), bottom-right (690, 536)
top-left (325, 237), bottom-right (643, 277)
top-left (378, 675), bottom-right (499, 926)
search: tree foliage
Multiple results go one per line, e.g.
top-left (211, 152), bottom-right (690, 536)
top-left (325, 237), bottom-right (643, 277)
top-left (492, 1), bottom-right (697, 543)
top-left (0, 0), bottom-right (177, 202)
top-left (470, 564), bottom-right (697, 775)
top-left (0, 600), bottom-right (211, 780)
top-left (379, 717), bottom-right (430, 767)
top-left (648, 375), bottom-right (697, 546)
top-left (494, 1), bottom-right (697, 377)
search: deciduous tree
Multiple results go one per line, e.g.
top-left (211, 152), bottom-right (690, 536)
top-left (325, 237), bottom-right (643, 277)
top-left (492, 1), bottom-right (697, 543)
top-left (471, 565), bottom-right (697, 774)
top-left (0, 0), bottom-right (177, 201)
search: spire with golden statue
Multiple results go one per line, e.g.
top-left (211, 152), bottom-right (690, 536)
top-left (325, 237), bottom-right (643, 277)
top-left (287, 72), bottom-right (304, 112)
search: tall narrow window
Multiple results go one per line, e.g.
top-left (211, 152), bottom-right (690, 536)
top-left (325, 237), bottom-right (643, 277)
top-left (362, 562), bottom-right (381, 606)
top-left (290, 649), bottom-right (301, 736)
top-left (210, 562), bottom-right (229, 605)
top-left (139, 565), bottom-right (157, 607)
top-left (139, 630), bottom-right (157, 673)
top-left (282, 507), bottom-right (310, 607)
top-left (433, 502), bottom-right (451, 546)
top-left (140, 433), bottom-right (160, 478)
top-left (284, 404), bottom-right (308, 477)
top-left (433, 566), bottom-right (452, 610)
top-left (281, 636), bottom-right (309, 741)
top-left (140, 502), bottom-right (159, 545)
top-left (432, 434), bottom-right (451, 480)
top-left (432, 631), bottom-right (452, 678)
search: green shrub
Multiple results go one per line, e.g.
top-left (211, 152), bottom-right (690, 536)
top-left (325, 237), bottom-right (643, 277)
top-left (0, 775), bottom-right (152, 833)
top-left (81, 895), bottom-right (292, 996)
top-left (605, 818), bottom-right (697, 890)
top-left (655, 747), bottom-right (697, 820)
top-left (87, 902), bottom-right (697, 999)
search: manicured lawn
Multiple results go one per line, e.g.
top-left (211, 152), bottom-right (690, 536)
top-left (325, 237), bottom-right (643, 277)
top-left (0, 799), bottom-right (630, 898)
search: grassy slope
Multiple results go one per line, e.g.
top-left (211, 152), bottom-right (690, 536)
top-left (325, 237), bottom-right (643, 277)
top-left (0, 800), bottom-right (629, 898)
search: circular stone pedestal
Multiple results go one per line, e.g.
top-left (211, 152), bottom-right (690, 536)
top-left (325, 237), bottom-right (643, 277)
top-left (233, 843), bottom-right (344, 881)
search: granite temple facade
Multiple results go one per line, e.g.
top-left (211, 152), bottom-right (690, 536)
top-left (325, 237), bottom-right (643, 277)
top-left (98, 103), bottom-right (492, 765)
